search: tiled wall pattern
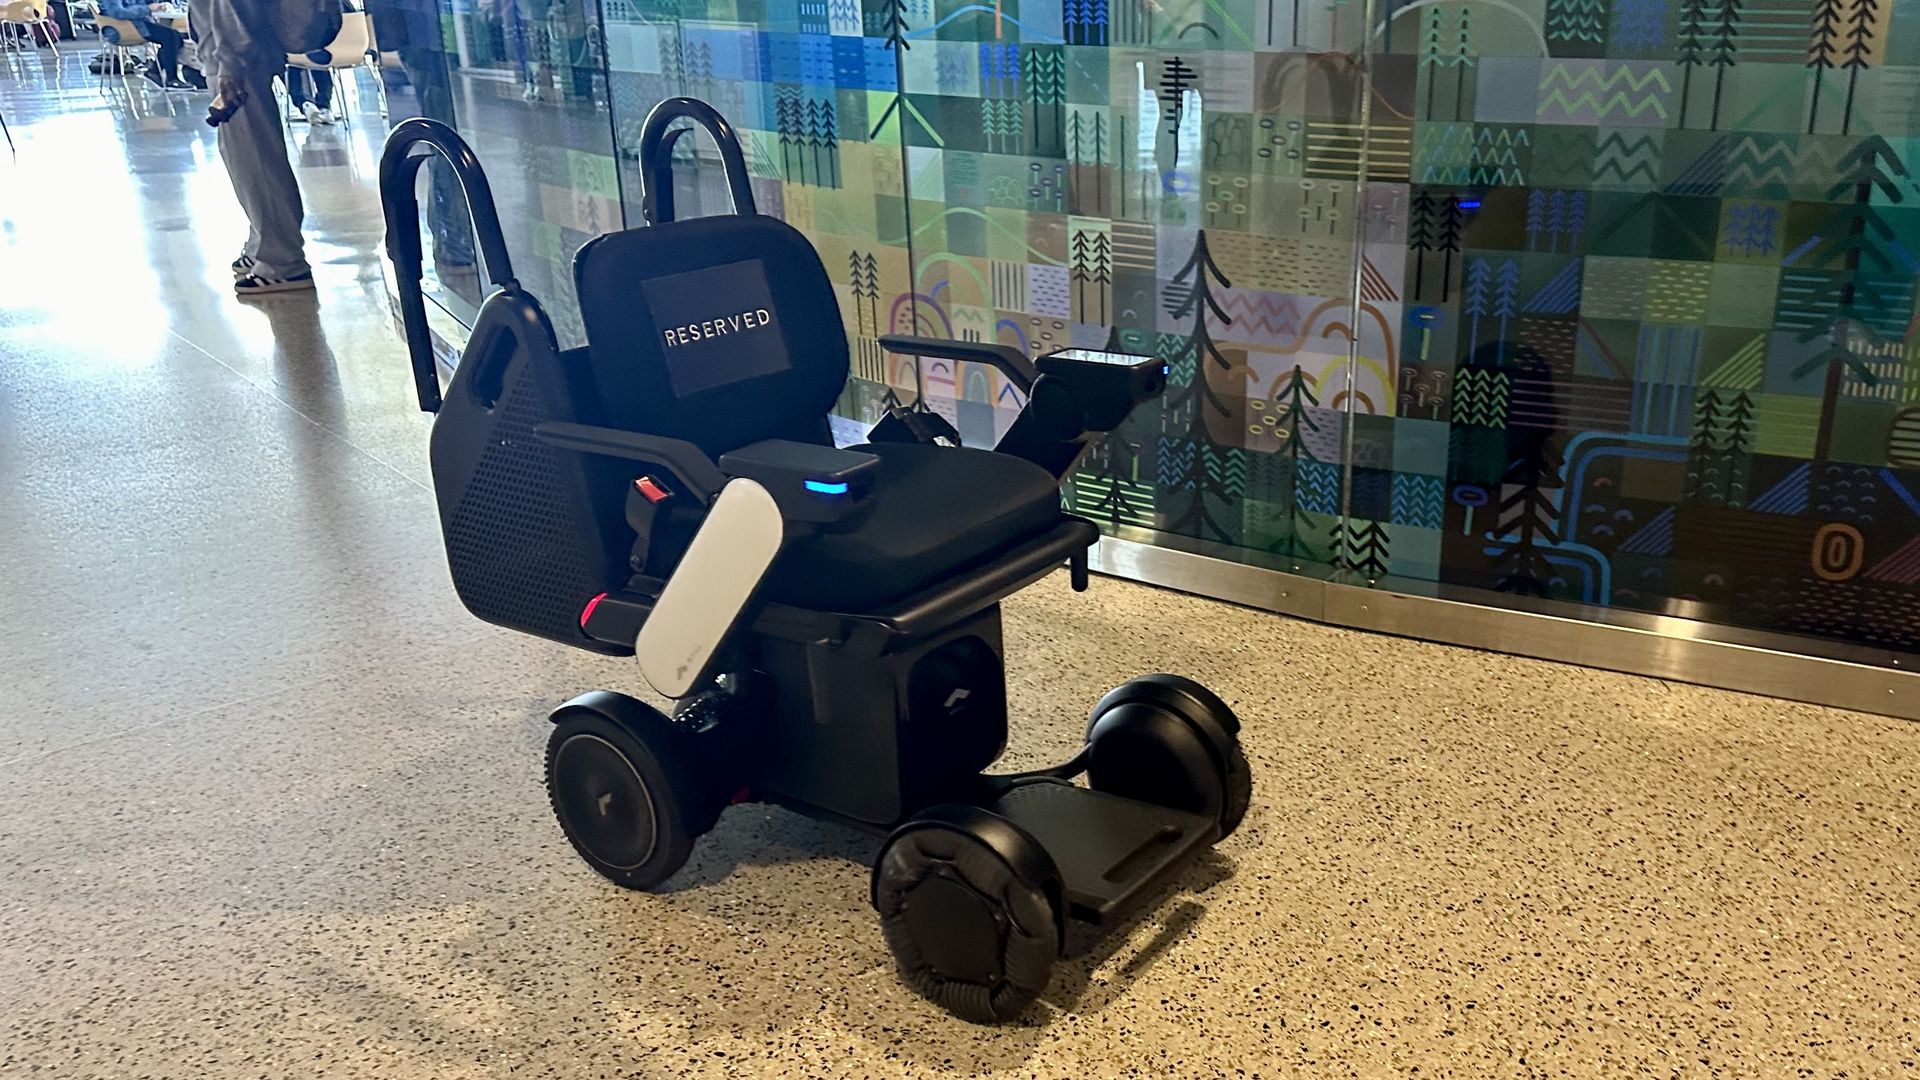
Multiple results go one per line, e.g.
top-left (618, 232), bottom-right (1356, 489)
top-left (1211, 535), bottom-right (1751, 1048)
top-left (1367, 0), bottom-right (1920, 649)
top-left (397, 0), bottom-right (1920, 652)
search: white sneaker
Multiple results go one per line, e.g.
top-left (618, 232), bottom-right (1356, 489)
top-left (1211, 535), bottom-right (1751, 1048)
top-left (311, 107), bottom-right (335, 126)
top-left (301, 101), bottom-right (320, 124)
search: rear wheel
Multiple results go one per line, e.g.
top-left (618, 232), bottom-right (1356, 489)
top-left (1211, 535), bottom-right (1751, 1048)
top-left (546, 701), bottom-right (723, 891)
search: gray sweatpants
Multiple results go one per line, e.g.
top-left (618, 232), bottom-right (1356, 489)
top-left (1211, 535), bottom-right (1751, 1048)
top-left (218, 69), bottom-right (309, 280)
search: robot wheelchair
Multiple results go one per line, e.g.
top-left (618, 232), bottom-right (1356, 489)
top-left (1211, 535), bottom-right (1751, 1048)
top-left (378, 98), bottom-right (1251, 1023)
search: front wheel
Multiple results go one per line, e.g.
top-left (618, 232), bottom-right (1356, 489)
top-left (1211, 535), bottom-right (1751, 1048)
top-left (871, 806), bottom-right (1062, 1023)
top-left (1085, 674), bottom-right (1252, 840)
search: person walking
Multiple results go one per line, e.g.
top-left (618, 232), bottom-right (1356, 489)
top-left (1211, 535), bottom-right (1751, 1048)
top-left (198, 0), bottom-right (315, 296)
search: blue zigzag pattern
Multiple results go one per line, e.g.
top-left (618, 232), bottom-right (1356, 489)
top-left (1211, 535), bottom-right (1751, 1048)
top-left (1391, 474), bottom-right (1445, 528)
top-left (1158, 438), bottom-right (1196, 490)
top-left (1297, 460), bottom-right (1342, 516)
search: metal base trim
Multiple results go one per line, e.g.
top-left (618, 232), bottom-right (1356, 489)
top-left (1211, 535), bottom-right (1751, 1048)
top-left (1089, 535), bottom-right (1920, 721)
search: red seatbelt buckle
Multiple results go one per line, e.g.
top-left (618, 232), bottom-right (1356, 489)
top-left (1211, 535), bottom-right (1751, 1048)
top-left (634, 475), bottom-right (672, 504)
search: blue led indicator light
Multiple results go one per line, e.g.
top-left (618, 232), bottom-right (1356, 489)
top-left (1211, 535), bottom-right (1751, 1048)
top-left (805, 480), bottom-right (850, 495)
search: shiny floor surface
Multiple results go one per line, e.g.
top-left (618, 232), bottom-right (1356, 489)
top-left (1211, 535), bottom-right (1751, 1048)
top-left (3, 55), bottom-right (1917, 1080)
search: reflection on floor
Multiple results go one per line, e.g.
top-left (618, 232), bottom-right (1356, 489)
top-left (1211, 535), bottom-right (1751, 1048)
top-left (3, 49), bottom-right (1917, 1080)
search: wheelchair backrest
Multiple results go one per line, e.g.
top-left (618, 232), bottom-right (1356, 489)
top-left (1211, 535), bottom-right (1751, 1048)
top-left (574, 214), bottom-right (850, 457)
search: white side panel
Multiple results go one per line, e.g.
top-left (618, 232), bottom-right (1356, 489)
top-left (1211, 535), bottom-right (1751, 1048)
top-left (637, 478), bottom-right (785, 698)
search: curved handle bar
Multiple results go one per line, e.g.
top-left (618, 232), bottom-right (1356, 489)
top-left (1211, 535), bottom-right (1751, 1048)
top-left (378, 117), bottom-right (518, 413)
top-left (879, 335), bottom-right (1038, 394)
top-left (638, 97), bottom-right (756, 225)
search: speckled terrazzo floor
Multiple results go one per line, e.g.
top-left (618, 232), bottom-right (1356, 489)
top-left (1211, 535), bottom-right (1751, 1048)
top-left (3, 59), bottom-right (1919, 1080)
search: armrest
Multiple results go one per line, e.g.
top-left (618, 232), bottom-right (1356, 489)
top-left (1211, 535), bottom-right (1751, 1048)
top-left (718, 439), bottom-right (880, 524)
top-left (1034, 348), bottom-right (1164, 432)
top-left (532, 420), bottom-right (725, 503)
top-left (879, 335), bottom-right (1037, 393)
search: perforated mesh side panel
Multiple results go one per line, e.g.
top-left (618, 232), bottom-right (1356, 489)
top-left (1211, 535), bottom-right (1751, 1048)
top-left (442, 364), bottom-right (610, 641)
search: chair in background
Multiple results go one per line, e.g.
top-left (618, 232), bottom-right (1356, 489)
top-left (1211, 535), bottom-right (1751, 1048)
top-left (91, 14), bottom-right (152, 84)
top-left (283, 11), bottom-right (375, 126)
top-left (0, 0), bottom-right (60, 54)
top-left (65, 0), bottom-right (97, 34)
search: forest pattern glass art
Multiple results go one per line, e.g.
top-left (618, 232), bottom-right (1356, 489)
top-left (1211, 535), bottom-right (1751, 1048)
top-left (410, 0), bottom-right (1920, 652)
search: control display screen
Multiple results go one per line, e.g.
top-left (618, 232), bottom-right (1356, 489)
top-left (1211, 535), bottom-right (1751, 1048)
top-left (1044, 348), bottom-right (1155, 369)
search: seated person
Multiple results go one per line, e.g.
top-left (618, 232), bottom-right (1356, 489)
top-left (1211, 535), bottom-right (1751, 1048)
top-left (97, 0), bottom-right (190, 90)
top-left (286, 0), bottom-right (358, 124)
top-left (284, 66), bottom-right (334, 124)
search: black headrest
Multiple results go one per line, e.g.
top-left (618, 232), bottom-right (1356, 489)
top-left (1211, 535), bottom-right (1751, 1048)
top-left (574, 214), bottom-right (849, 456)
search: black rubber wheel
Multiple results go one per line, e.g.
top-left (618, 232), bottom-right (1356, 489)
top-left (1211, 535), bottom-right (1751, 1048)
top-left (546, 703), bottom-right (720, 891)
top-left (1086, 674), bottom-right (1252, 840)
top-left (872, 806), bottom-right (1062, 1023)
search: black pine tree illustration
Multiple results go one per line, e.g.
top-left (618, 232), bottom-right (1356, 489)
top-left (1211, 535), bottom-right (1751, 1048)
top-left (1408, 188), bottom-right (1437, 299)
top-left (1274, 365), bottom-right (1322, 558)
top-left (1437, 194), bottom-right (1467, 301)
top-left (1678, 0), bottom-right (1709, 127)
top-left (804, 99), bottom-right (826, 185)
top-left (1070, 229), bottom-right (1095, 320)
top-left (1841, 0), bottom-right (1879, 134)
top-left (1723, 392), bottom-right (1754, 506)
top-left (1346, 520), bottom-right (1392, 580)
top-left (1163, 232), bottom-right (1239, 543)
top-left (1685, 389), bottom-right (1725, 503)
top-left (1068, 110), bottom-right (1110, 211)
top-left (847, 251), bottom-right (868, 334)
top-left (1160, 56), bottom-right (1196, 141)
top-left (1169, 231), bottom-right (1235, 414)
top-left (863, 253), bottom-right (881, 332)
top-left (1494, 438), bottom-right (1565, 596)
top-left (878, 0), bottom-right (908, 43)
top-left (1796, 136), bottom-right (1907, 459)
top-left (775, 89), bottom-right (802, 182)
top-left (815, 97), bottom-right (840, 187)
top-left (1022, 47), bottom-right (1065, 154)
top-left (1809, 0), bottom-right (1845, 133)
top-left (1709, 0), bottom-right (1741, 130)
top-left (1090, 233), bottom-right (1112, 323)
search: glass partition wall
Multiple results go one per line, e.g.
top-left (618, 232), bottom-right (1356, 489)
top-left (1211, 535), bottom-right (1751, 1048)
top-left (389, 0), bottom-right (1920, 663)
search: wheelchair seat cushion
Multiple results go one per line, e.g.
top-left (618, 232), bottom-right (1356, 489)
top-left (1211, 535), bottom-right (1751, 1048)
top-left (765, 443), bottom-right (1067, 611)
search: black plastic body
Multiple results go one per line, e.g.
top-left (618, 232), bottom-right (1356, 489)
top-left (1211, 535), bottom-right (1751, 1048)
top-left (988, 781), bottom-right (1215, 924)
top-left (717, 440), bottom-right (880, 523)
top-left (581, 517), bottom-right (1092, 822)
top-left (424, 293), bottom-right (634, 653)
top-left (1035, 348), bottom-right (1166, 433)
